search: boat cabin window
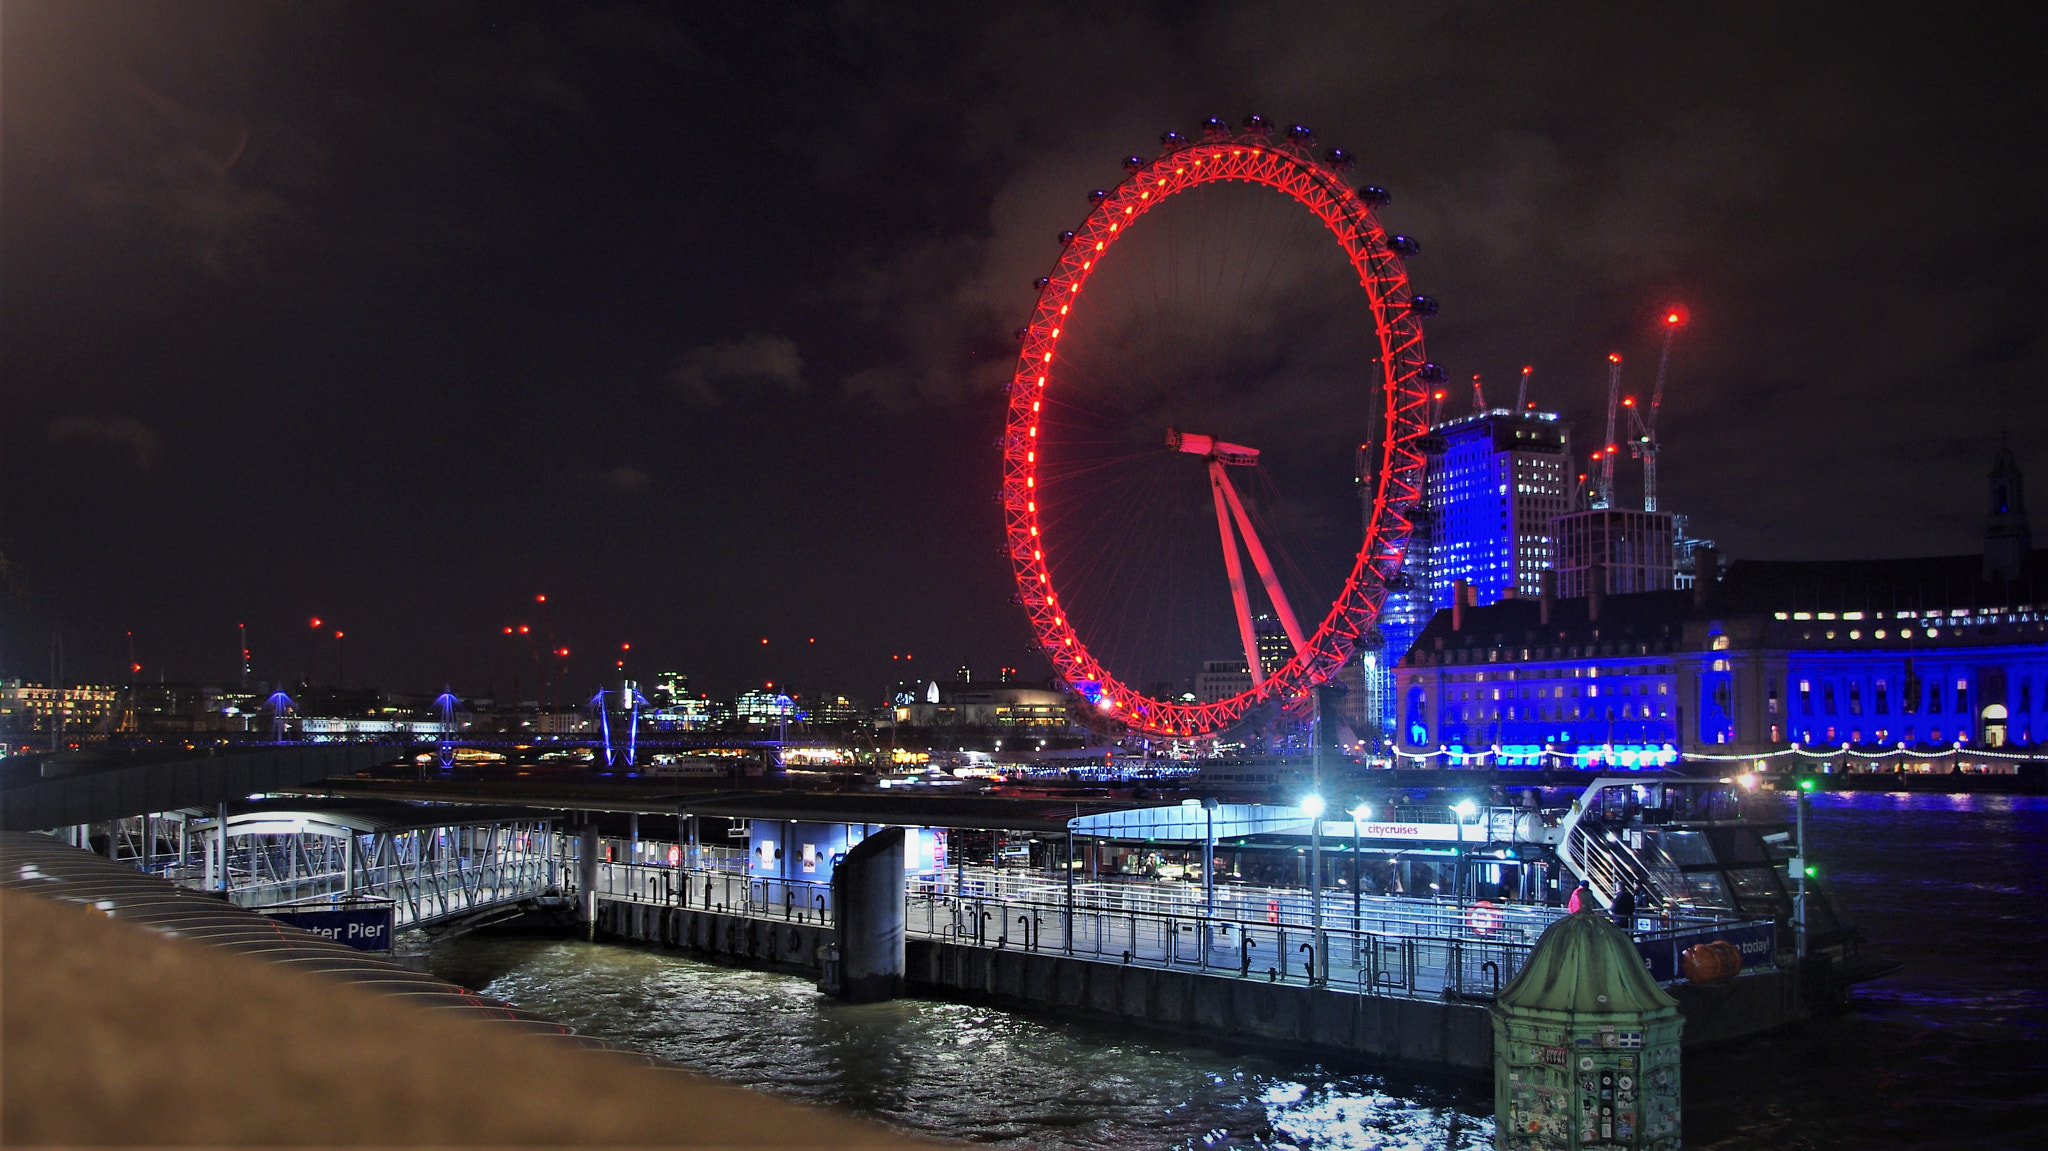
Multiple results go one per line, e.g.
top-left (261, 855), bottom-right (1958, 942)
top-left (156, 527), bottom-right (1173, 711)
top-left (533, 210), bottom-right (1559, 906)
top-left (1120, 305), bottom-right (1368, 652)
top-left (1709, 827), bottom-right (1771, 863)
top-left (1726, 867), bottom-right (1783, 901)
top-left (1682, 872), bottom-right (1734, 910)
top-left (1649, 829), bottom-right (1717, 868)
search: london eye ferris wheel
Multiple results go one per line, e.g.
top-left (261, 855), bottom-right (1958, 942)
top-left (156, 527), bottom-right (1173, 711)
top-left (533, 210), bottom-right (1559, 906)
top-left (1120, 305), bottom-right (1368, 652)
top-left (1000, 115), bottom-right (1439, 738)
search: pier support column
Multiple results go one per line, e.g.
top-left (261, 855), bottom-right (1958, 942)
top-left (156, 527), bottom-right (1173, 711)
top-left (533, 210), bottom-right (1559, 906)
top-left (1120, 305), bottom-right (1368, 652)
top-left (832, 826), bottom-right (904, 1003)
top-left (577, 824), bottom-right (599, 940)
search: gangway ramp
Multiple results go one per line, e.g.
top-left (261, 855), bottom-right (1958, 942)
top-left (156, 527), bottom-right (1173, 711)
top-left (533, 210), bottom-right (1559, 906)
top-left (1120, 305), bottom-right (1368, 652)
top-left (153, 798), bottom-right (562, 931)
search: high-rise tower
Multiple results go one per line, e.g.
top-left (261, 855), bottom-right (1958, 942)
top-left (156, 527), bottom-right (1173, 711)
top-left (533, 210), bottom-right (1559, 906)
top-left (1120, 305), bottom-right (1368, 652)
top-left (1360, 408), bottom-right (1570, 743)
top-left (1551, 507), bottom-right (1676, 597)
top-left (1422, 410), bottom-right (1573, 604)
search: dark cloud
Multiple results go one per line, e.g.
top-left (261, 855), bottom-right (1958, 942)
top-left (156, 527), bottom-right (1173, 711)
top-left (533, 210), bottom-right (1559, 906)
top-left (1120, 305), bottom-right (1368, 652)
top-left (669, 334), bottom-right (806, 406)
top-left (587, 466), bottom-right (650, 495)
top-left (1, 0), bottom-right (2041, 695)
top-left (45, 416), bottom-right (162, 470)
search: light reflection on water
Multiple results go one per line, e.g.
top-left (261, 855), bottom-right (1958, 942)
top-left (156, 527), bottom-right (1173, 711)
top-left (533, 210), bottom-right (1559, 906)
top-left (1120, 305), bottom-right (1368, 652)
top-left (423, 935), bottom-right (1491, 1149)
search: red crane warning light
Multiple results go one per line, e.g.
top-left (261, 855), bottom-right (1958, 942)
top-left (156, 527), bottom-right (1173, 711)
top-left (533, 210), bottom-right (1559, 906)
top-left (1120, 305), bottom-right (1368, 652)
top-left (1663, 304), bottom-right (1689, 327)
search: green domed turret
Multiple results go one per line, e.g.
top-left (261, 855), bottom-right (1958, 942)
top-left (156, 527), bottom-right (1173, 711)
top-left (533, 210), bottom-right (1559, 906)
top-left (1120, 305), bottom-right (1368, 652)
top-left (1491, 910), bottom-right (1684, 1150)
top-left (1499, 911), bottom-right (1677, 1017)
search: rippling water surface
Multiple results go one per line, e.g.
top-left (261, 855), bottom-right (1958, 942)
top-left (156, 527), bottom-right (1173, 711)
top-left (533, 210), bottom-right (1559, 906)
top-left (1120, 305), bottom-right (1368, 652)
top-left (423, 793), bottom-right (2048, 1149)
top-left (1682, 792), bottom-right (2048, 1150)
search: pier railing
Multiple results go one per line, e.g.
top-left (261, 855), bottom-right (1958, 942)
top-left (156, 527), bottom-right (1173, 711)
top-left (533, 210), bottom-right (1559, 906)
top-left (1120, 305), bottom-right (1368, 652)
top-left (596, 859), bottom-right (833, 924)
top-left (905, 889), bottom-right (1537, 998)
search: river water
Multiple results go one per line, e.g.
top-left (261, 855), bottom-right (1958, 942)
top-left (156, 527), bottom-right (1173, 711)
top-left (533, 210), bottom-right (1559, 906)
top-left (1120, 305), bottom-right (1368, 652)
top-left (420, 793), bottom-right (2048, 1149)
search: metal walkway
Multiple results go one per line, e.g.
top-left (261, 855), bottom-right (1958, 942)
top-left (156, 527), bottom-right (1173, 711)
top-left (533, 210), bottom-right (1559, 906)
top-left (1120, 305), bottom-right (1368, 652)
top-left (65, 800), bottom-right (563, 931)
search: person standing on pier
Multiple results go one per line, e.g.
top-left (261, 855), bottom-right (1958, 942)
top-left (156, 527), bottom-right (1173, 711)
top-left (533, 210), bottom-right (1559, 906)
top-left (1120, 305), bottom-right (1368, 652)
top-left (1612, 884), bottom-right (1637, 926)
top-left (1568, 878), bottom-right (1592, 913)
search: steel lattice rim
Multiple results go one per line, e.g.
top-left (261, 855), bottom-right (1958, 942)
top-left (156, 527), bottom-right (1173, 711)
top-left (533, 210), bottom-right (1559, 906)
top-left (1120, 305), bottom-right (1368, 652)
top-left (1001, 127), bottom-right (1433, 737)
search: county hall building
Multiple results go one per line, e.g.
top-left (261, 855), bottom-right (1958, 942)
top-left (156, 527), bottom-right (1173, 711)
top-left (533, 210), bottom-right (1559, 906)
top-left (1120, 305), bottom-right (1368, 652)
top-left (1394, 447), bottom-right (2046, 763)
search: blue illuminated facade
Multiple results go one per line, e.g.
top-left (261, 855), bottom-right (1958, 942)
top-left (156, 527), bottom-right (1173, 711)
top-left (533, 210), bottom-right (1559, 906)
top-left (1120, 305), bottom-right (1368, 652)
top-left (1422, 410), bottom-right (1571, 605)
top-left (1394, 590), bottom-right (1688, 767)
top-left (1686, 552), bottom-right (2048, 751)
top-left (1394, 550), bottom-right (2048, 762)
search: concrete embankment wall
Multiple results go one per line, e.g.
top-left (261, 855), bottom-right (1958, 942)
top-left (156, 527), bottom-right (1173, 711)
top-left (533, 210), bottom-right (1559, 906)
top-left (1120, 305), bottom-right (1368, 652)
top-left (906, 939), bottom-right (1496, 1076)
top-left (594, 897), bottom-right (1491, 1073)
top-left (593, 898), bottom-right (1800, 1074)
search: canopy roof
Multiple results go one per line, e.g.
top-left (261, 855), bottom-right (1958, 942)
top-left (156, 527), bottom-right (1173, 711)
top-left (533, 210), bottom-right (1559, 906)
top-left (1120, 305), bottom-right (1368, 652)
top-left (1067, 803), bottom-right (1311, 841)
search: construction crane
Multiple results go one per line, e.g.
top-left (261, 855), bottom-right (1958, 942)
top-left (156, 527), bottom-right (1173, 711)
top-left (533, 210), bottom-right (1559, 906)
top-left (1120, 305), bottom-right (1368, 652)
top-left (1630, 306), bottom-right (1687, 512)
top-left (1470, 373), bottom-right (1487, 415)
top-left (1515, 365), bottom-right (1532, 411)
top-left (1596, 353), bottom-right (1622, 508)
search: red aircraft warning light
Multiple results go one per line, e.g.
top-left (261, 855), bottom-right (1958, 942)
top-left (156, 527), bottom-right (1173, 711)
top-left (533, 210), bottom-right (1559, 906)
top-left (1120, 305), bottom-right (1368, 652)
top-left (310, 617), bottom-right (322, 628)
top-left (1663, 304), bottom-right (1689, 327)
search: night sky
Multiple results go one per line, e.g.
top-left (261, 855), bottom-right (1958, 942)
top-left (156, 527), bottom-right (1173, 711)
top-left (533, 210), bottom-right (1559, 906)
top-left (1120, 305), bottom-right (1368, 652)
top-left (4, 1), bottom-right (2044, 702)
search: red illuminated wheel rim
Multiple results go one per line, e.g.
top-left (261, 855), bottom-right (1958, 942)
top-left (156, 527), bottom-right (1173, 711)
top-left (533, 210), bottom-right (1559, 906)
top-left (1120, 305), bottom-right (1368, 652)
top-left (1001, 125), bottom-right (1433, 737)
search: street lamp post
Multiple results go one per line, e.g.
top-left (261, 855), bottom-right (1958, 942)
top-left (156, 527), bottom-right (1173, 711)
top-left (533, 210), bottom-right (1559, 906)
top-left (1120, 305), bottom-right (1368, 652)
top-left (1302, 794), bottom-right (1325, 984)
top-left (1202, 797), bottom-right (1218, 918)
top-left (1452, 798), bottom-right (1478, 911)
top-left (1794, 775), bottom-right (1815, 959)
top-left (1200, 797), bottom-right (1218, 968)
top-left (1348, 802), bottom-right (1371, 933)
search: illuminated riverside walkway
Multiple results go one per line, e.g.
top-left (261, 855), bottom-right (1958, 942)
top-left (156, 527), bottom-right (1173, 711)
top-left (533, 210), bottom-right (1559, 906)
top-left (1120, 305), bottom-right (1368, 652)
top-left (590, 852), bottom-right (1774, 1002)
top-left (102, 798), bottom-right (1771, 1001)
